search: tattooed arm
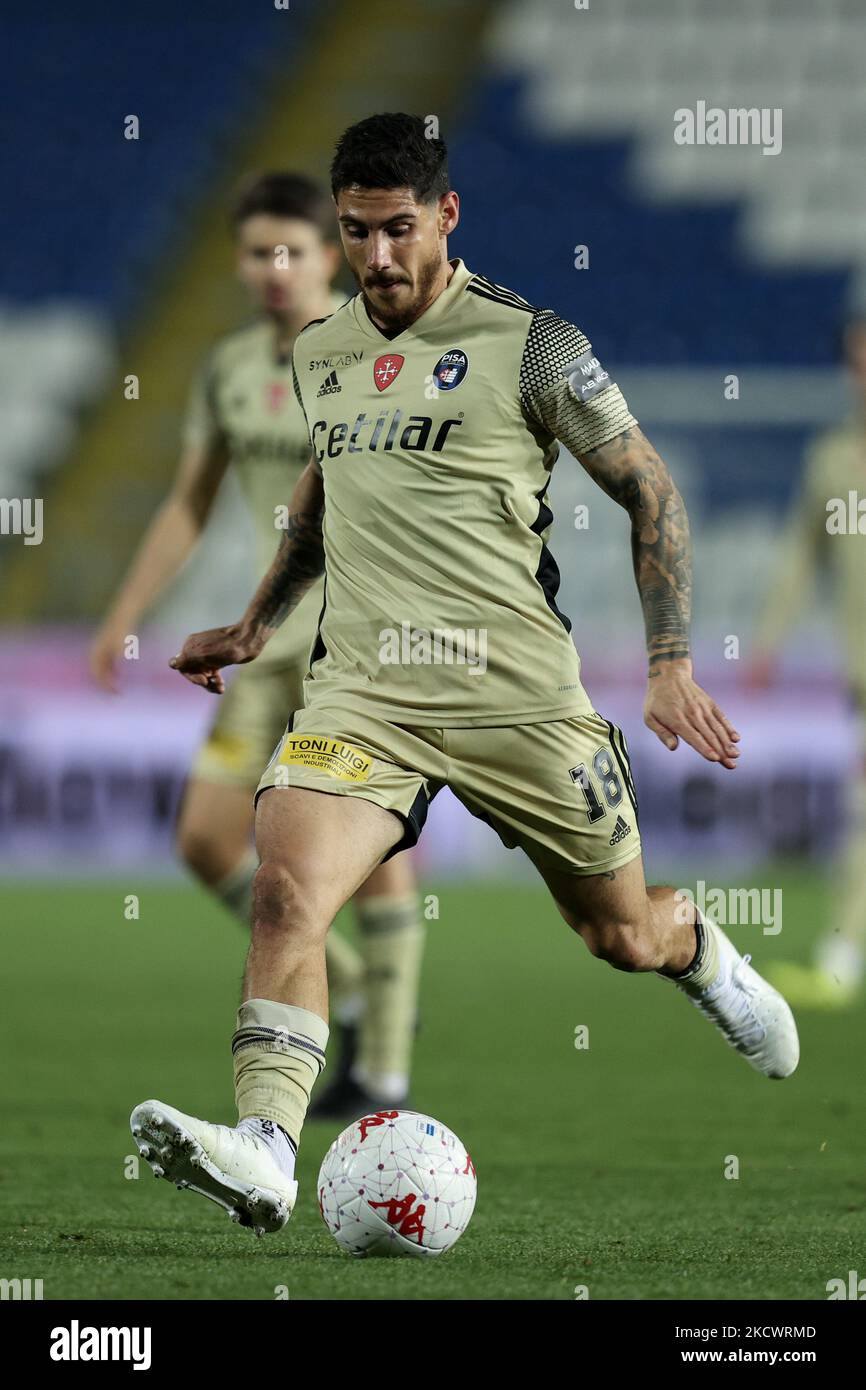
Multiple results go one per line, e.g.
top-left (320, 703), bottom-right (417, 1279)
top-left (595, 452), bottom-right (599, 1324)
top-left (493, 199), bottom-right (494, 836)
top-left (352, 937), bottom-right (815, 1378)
top-left (170, 457), bottom-right (325, 693)
top-left (578, 426), bottom-right (740, 768)
top-left (578, 426), bottom-right (692, 666)
top-left (515, 310), bottom-right (739, 766)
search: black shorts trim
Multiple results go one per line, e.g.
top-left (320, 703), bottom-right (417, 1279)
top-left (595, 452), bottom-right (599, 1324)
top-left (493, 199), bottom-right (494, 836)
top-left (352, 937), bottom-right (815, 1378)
top-left (254, 755), bottom-right (430, 858)
top-left (603, 716), bottom-right (641, 831)
top-left (382, 783), bottom-right (430, 861)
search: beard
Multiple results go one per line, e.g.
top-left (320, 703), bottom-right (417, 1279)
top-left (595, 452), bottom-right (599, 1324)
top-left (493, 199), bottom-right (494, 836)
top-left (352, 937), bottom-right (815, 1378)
top-left (358, 248), bottom-right (443, 331)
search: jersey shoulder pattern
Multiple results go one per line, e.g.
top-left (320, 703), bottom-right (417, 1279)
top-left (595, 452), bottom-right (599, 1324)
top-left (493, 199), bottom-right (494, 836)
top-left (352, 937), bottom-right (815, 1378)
top-left (519, 309), bottom-right (591, 411)
top-left (463, 271), bottom-right (636, 456)
top-left (518, 305), bottom-right (636, 457)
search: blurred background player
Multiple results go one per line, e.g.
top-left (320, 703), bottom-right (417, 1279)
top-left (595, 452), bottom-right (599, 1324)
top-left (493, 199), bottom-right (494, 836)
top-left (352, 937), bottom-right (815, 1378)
top-left (89, 171), bottom-right (425, 1112)
top-left (747, 316), bottom-right (866, 1009)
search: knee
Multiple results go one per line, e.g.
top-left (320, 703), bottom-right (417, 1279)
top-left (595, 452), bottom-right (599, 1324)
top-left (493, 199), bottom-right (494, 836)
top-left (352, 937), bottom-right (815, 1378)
top-left (251, 861), bottom-right (325, 941)
top-left (581, 919), bottom-right (661, 973)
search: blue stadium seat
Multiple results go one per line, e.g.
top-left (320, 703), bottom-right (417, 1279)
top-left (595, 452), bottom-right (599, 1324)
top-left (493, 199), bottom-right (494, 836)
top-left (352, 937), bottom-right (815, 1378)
top-left (451, 75), bottom-right (849, 365)
top-left (0, 3), bottom-right (318, 318)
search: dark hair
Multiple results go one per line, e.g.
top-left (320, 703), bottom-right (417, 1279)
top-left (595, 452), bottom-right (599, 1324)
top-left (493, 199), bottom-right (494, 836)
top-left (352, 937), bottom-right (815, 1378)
top-left (330, 113), bottom-right (449, 203)
top-left (230, 172), bottom-right (336, 240)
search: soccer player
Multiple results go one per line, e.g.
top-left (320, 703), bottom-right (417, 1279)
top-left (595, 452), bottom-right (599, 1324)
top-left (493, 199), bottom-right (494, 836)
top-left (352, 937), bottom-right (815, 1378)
top-left (92, 172), bottom-right (425, 1116)
top-left (747, 316), bottom-right (866, 1008)
top-left (130, 116), bottom-right (799, 1237)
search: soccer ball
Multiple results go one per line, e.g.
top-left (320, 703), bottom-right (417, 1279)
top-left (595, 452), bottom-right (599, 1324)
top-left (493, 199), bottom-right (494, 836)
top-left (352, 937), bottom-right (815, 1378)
top-left (317, 1109), bottom-right (476, 1258)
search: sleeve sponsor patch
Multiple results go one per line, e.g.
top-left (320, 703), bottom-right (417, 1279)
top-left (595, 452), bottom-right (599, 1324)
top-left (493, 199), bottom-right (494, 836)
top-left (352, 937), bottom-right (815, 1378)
top-left (564, 350), bottom-right (614, 403)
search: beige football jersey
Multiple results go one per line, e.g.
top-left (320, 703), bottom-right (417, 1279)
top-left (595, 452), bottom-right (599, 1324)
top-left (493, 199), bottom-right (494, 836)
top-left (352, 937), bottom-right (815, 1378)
top-left (755, 418), bottom-right (866, 705)
top-left (182, 307), bottom-right (342, 666)
top-left (290, 258), bottom-right (637, 725)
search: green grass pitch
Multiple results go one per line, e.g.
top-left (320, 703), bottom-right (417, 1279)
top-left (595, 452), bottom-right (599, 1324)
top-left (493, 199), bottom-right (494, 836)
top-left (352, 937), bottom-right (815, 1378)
top-left (0, 870), bottom-right (863, 1300)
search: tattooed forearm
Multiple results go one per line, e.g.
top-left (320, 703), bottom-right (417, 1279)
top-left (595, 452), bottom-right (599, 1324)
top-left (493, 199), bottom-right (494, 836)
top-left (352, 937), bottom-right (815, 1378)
top-left (242, 462), bottom-right (325, 642)
top-left (578, 426), bottom-right (692, 669)
top-left (252, 512), bottom-right (325, 636)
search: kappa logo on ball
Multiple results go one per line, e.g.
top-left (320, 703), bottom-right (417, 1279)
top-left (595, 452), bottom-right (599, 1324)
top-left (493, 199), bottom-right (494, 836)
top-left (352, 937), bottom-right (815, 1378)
top-left (432, 348), bottom-right (469, 391)
top-left (373, 354), bottom-right (405, 391)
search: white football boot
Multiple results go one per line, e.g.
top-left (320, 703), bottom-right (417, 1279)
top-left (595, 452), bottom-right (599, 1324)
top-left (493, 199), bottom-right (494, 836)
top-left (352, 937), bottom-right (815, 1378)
top-left (130, 1100), bottom-right (297, 1236)
top-left (673, 921), bottom-right (800, 1079)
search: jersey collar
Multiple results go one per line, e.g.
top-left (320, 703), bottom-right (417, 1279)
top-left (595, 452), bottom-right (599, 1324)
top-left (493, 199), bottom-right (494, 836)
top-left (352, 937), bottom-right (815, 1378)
top-left (351, 257), bottom-right (473, 343)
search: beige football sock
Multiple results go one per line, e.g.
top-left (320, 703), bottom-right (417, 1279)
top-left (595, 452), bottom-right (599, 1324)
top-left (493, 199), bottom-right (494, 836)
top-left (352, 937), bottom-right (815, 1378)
top-left (325, 928), bottom-right (365, 1024)
top-left (659, 911), bottom-right (720, 990)
top-left (353, 893), bottom-right (425, 1096)
top-left (233, 997), bottom-right (329, 1149)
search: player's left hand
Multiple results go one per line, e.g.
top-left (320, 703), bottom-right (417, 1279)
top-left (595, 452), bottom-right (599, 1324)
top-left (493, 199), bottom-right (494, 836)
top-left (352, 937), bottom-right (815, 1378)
top-left (644, 662), bottom-right (740, 769)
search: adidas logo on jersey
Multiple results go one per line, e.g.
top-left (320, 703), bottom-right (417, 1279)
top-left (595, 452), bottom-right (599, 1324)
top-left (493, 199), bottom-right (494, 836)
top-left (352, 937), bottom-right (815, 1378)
top-left (317, 370), bottom-right (341, 397)
top-left (609, 815), bottom-right (631, 846)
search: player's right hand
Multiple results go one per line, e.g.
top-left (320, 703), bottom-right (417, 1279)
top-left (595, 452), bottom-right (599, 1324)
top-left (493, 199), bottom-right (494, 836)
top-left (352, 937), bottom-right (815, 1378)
top-left (169, 622), bottom-right (261, 694)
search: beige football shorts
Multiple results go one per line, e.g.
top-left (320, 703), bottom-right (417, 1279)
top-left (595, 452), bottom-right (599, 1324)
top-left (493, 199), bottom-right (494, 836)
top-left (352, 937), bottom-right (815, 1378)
top-left (256, 702), bottom-right (642, 876)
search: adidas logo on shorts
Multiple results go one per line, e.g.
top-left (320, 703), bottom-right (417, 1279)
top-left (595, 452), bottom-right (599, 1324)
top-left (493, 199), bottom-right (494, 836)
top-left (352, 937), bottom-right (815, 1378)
top-left (609, 814), bottom-right (631, 846)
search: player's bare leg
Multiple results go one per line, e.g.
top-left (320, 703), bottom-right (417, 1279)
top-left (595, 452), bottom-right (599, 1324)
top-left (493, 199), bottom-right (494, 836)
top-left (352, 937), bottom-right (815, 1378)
top-left (176, 774), bottom-right (425, 1093)
top-left (177, 775), bottom-right (365, 1074)
top-left (131, 787), bottom-right (403, 1234)
top-left (243, 788), bottom-right (402, 1004)
top-left (539, 854), bottom-right (799, 1079)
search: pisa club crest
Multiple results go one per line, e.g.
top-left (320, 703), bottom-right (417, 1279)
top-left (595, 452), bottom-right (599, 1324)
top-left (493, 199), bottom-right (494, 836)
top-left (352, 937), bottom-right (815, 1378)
top-left (373, 354), bottom-right (405, 391)
top-left (432, 348), bottom-right (469, 391)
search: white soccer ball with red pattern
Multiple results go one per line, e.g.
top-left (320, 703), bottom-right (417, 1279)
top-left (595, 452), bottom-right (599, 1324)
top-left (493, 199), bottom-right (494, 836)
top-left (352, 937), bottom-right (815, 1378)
top-left (317, 1109), bottom-right (477, 1258)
